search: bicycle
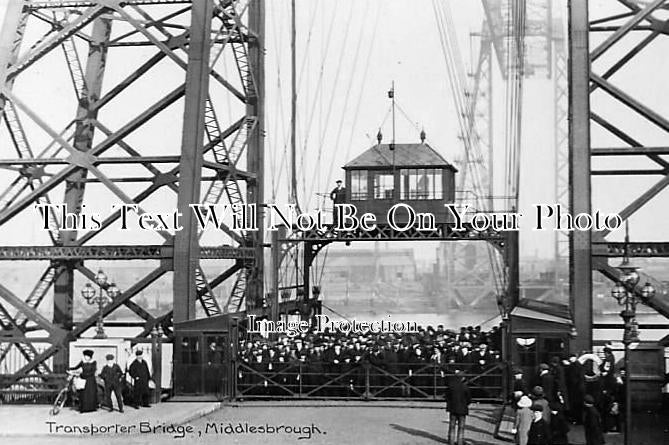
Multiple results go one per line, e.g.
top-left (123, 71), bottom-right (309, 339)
top-left (50, 371), bottom-right (105, 415)
top-left (50, 372), bottom-right (80, 416)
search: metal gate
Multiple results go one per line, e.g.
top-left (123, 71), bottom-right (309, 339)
top-left (234, 360), bottom-right (507, 402)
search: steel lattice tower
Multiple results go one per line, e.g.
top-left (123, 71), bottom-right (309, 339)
top-left (553, 5), bottom-right (569, 302)
top-left (0, 0), bottom-right (264, 385)
top-left (445, 0), bottom-right (554, 310)
top-left (569, 0), bottom-right (669, 352)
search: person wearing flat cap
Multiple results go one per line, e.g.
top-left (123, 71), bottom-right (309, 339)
top-left (527, 403), bottom-right (551, 445)
top-left (538, 363), bottom-right (555, 403)
top-left (511, 367), bottom-right (529, 404)
top-left (445, 369), bottom-right (471, 445)
top-left (129, 349), bottom-right (152, 408)
top-left (100, 353), bottom-right (124, 412)
top-left (531, 385), bottom-right (551, 425)
top-left (330, 180), bottom-right (346, 226)
top-left (68, 349), bottom-right (98, 413)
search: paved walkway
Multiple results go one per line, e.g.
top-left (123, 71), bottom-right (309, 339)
top-left (0, 401), bottom-right (666, 444)
top-left (0, 402), bottom-right (221, 437)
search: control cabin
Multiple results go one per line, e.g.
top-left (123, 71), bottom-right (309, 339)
top-left (343, 141), bottom-right (457, 224)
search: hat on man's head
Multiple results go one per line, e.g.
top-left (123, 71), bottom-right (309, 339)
top-left (83, 349), bottom-right (94, 358)
top-left (336, 180), bottom-right (342, 184)
top-left (532, 385), bottom-right (544, 397)
top-left (105, 354), bottom-right (114, 360)
top-left (584, 394), bottom-right (595, 405)
top-left (539, 363), bottom-right (550, 371)
top-left (135, 349), bottom-right (143, 356)
top-left (531, 403), bottom-right (544, 412)
top-left (549, 401), bottom-right (562, 412)
top-left (513, 367), bottom-right (523, 375)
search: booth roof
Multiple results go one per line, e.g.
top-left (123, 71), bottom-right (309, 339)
top-left (344, 143), bottom-right (457, 170)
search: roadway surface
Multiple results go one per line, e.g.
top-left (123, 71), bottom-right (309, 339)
top-left (1, 401), bottom-right (667, 444)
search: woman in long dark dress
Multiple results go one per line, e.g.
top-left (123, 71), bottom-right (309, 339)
top-left (69, 349), bottom-right (98, 413)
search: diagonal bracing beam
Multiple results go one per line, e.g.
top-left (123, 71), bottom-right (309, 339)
top-left (4, 266), bottom-right (167, 386)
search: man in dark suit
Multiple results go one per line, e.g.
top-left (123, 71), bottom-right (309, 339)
top-left (100, 354), bottom-right (124, 412)
top-left (445, 369), bottom-right (471, 445)
top-left (129, 350), bottom-right (152, 408)
top-left (566, 353), bottom-right (586, 423)
top-left (527, 403), bottom-right (551, 445)
top-left (330, 180), bottom-right (346, 226)
top-left (511, 367), bottom-right (529, 404)
top-left (538, 363), bottom-right (555, 403)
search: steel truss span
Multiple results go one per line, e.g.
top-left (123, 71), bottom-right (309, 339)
top-left (282, 223), bottom-right (506, 245)
top-left (0, 0), bottom-right (263, 385)
top-left (0, 245), bottom-right (254, 260)
top-left (27, 1), bottom-right (193, 9)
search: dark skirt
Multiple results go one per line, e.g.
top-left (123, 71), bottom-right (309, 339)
top-left (78, 376), bottom-right (98, 412)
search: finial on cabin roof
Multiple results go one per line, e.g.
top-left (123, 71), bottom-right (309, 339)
top-left (376, 129), bottom-right (383, 145)
top-left (420, 128), bottom-right (426, 143)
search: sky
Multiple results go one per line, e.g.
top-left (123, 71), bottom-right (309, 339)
top-left (0, 0), bottom-right (668, 262)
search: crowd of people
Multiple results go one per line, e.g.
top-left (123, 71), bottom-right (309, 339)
top-left (510, 346), bottom-right (624, 445)
top-left (238, 322), bottom-right (634, 444)
top-left (237, 324), bottom-right (505, 397)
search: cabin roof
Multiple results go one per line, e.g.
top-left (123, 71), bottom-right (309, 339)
top-left (344, 143), bottom-right (457, 170)
top-left (517, 298), bottom-right (572, 320)
top-left (659, 333), bottom-right (669, 346)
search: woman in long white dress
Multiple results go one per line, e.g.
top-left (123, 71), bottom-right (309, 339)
top-left (514, 395), bottom-right (533, 445)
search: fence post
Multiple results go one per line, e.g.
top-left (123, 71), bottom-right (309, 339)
top-left (502, 361), bottom-right (509, 402)
top-left (298, 362), bottom-right (302, 397)
top-left (364, 363), bottom-right (371, 399)
top-left (230, 317), bottom-right (239, 401)
top-left (151, 327), bottom-right (162, 404)
top-left (433, 363), bottom-right (437, 399)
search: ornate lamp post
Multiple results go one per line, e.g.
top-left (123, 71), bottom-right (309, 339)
top-left (81, 269), bottom-right (120, 339)
top-left (610, 227), bottom-right (655, 445)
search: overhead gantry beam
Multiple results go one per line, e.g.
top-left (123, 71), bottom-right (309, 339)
top-left (0, 245), bottom-right (253, 260)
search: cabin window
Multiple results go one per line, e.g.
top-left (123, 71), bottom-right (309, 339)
top-left (373, 172), bottom-right (394, 199)
top-left (350, 170), bottom-right (368, 200)
top-left (400, 168), bottom-right (443, 199)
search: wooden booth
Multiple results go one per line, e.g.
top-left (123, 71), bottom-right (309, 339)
top-left (172, 314), bottom-right (241, 400)
top-left (343, 141), bottom-right (458, 223)
top-left (509, 299), bottom-right (573, 376)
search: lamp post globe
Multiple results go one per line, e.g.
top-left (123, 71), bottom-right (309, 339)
top-left (81, 282), bottom-right (96, 303)
top-left (95, 269), bottom-right (108, 286)
top-left (611, 283), bottom-right (626, 303)
top-left (107, 282), bottom-right (120, 300)
top-left (623, 270), bottom-right (640, 287)
top-left (640, 282), bottom-right (655, 300)
top-left (82, 271), bottom-right (120, 339)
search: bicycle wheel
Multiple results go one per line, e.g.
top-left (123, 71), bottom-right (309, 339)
top-left (50, 388), bottom-right (68, 416)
